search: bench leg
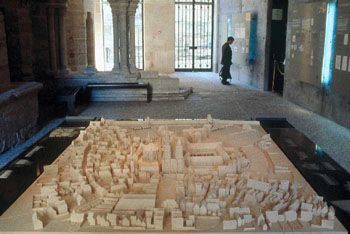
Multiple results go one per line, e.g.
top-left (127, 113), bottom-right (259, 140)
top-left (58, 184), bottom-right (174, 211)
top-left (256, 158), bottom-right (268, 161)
top-left (67, 98), bottom-right (76, 115)
top-left (147, 85), bottom-right (153, 103)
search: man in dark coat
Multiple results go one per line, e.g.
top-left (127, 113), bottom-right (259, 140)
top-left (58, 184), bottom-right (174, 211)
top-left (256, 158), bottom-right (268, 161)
top-left (220, 37), bottom-right (235, 85)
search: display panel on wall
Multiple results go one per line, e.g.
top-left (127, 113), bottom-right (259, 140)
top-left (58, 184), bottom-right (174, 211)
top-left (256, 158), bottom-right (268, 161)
top-left (287, 2), bottom-right (327, 87)
top-left (331, 0), bottom-right (350, 97)
top-left (228, 13), bottom-right (256, 68)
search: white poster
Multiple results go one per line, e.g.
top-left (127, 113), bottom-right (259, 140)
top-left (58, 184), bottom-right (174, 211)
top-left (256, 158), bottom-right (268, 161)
top-left (344, 34), bottom-right (349, 46)
top-left (302, 18), bottom-right (311, 30)
top-left (234, 28), bottom-right (246, 39)
top-left (342, 56), bottom-right (348, 71)
top-left (335, 55), bottom-right (342, 70)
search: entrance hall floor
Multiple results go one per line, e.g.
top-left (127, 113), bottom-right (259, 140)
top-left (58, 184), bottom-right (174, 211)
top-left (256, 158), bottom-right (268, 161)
top-left (80, 72), bottom-right (350, 173)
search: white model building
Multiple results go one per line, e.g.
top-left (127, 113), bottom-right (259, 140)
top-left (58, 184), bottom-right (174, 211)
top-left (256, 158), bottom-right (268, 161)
top-left (22, 117), bottom-right (346, 232)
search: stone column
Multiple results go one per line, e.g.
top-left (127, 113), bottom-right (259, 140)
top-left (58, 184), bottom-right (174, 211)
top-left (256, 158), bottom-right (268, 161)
top-left (0, 11), bottom-right (10, 83)
top-left (58, 7), bottom-right (69, 74)
top-left (128, 0), bottom-right (139, 72)
top-left (84, 12), bottom-right (97, 74)
top-left (17, 4), bottom-right (34, 79)
top-left (118, 0), bottom-right (130, 74)
top-left (47, 7), bottom-right (58, 73)
top-left (110, 5), bottom-right (120, 73)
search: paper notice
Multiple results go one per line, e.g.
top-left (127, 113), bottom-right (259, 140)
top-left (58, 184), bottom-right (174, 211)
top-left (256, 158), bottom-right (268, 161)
top-left (335, 55), bottom-right (342, 70)
top-left (342, 56), bottom-right (348, 71)
top-left (344, 34), bottom-right (349, 46)
top-left (299, 45), bottom-right (304, 52)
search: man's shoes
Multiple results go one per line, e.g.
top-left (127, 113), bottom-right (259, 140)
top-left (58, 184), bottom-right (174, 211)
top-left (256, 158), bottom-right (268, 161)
top-left (221, 80), bottom-right (230, 85)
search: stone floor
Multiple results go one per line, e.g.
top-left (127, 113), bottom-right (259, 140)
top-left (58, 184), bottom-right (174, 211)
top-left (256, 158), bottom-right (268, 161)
top-left (80, 72), bottom-right (350, 173)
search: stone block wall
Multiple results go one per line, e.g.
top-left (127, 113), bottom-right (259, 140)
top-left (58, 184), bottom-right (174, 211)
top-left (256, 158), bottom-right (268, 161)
top-left (31, 3), bottom-right (50, 76)
top-left (66, 0), bottom-right (88, 72)
top-left (65, 0), bottom-right (95, 73)
top-left (17, 7), bottom-right (33, 78)
top-left (144, 0), bottom-right (175, 74)
top-left (2, 1), bottom-right (22, 81)
top-left (218, 0), bottom-right (271, 90)
top-left (0, 82), bottom-right (42, 154)
top-left (0, 11), bottom-right (10, 84)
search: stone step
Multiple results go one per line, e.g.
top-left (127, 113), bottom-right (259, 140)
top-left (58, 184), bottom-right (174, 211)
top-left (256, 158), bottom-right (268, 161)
top-left (91, 88), bottom-right (192, 102)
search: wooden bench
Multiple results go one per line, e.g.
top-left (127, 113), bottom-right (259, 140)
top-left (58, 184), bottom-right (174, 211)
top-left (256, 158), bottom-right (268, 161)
top-left (57, 86), bottom-right (81, 115)
top-left (87, 82), bottom-right (152, 102)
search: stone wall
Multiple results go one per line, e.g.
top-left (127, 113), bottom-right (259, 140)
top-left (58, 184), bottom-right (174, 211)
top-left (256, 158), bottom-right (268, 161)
top-left (284, 0), bottom-right (350, 128)
top-left (31, 2), bottom-right (51, 77)
top-left (17, 6), bottom-right (34, 79)
top-left (66, 0), bottom-right (88, 72)
top-left (2, 1), bottom-right (23, 81)
top-left (0, 2), bottom-right (43, 154)
top-left (218, 0), bottom-right (271, 90)
top-left (144, 0), bottom-right (175, 74)
top-left (1, 0), bottom-right (45, 80)
top-left (0, 82), bottom-right (42, 154)
top-left (0, 11), bottom-right (10, 84)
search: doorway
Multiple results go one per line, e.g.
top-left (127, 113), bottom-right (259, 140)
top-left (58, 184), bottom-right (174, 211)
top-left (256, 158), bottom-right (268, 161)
top-left (97, 0), bottom-right (144, 71)
top-left (268, 0), bottom-right (288, 94)
top-left (175, 0), bottom-right (213, 71)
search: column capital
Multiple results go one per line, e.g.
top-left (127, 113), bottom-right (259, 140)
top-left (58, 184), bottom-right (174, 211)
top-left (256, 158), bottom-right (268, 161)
top-left (128, 0), bottom-right (140, 8)
top-left (108, 0), bottom-right (130, 9)
top-left (128, 1), bottom-right (139, 15)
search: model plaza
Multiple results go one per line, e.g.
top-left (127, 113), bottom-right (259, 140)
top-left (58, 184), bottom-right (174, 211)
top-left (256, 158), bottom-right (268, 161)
top-left (0, 116), bottom-right (344, 233)
top-left (0, 0), bottom-right (349, 233)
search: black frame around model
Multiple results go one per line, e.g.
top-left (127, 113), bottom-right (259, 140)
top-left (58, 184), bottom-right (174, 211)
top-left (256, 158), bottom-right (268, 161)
top-left (175, 0), bottom-right (214, 72)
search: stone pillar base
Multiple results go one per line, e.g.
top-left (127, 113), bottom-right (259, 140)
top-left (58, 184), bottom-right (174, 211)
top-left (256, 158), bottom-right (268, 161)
top-left (84, 66), bottom-right (97, 76)
top-left (57, 69), bottom-right (70, 77)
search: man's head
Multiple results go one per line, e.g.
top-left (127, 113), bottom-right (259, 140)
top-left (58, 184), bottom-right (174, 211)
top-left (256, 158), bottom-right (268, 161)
top-left (227, 36), bottom-right (235, 44)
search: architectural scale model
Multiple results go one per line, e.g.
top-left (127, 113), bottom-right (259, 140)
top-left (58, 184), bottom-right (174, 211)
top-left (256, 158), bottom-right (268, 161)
top-left (0, 117), bottom-right (346, 233)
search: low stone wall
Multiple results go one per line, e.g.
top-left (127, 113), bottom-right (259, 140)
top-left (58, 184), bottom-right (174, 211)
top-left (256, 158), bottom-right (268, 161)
top-left (57, 72), bottom-right (189, 101)
top-left (0, 82), bottom-right (42, 154)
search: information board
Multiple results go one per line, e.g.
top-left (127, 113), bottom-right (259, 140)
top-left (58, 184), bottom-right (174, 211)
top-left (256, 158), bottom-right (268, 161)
top-left (287, 2), bottom-right (327, 86)
top-left (331, 0), bottom-right (350, 97)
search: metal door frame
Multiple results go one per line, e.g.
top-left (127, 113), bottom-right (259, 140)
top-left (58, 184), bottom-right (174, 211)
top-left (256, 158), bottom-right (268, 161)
top-left (175, 0), bottom-right (214, 72)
